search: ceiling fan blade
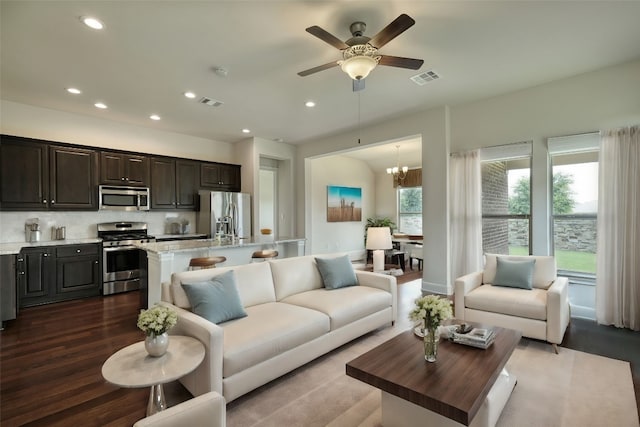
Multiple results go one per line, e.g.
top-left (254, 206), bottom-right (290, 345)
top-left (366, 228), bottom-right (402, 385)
top-left (297, 61), bottom-right (339, 77)
top-left (305, 26), bottom-right (349, 50)
top-left (378, 55), bottom-right (424, 70)
top-left (353, 79), bottom-right (365, 92)
top-left (368, 14), bottom-right (416, 49)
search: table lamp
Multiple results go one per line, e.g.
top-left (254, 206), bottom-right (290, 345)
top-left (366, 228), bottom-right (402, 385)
top-left (366, 227), bottom-right (393, 272)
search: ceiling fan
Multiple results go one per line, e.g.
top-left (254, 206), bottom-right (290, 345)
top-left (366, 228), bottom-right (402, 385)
top-left (298, 14), bottom-right (424, 91)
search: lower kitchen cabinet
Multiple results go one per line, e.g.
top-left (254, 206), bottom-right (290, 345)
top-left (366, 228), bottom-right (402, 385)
top-left (17, 243), bottom-right (102, 308)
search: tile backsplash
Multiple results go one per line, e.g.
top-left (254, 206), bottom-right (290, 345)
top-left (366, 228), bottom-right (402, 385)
top-left (0, 211), bottom-right (197, 243)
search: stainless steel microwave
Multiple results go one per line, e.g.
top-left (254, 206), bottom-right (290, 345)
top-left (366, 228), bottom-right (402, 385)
top-left (99, 185), bottom-right (150, 211)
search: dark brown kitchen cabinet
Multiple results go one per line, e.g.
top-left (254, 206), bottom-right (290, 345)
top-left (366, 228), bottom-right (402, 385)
top-left (55, 244), bottom-right (102, 299)
top-left (0, 136), bottom-right (97, 211)
top-left (100, 151), bottom-right (150, 186)
top-left (176, 160), bottom-right (199, 209)
top-left (17, 243), bottom-right (102, 308)
top-left (17, 247), bottom-right (56, 308)
top-left (49, 145), bottom-right (98, 210)
top-left (0, 136), bottom-right (49, 210)
top-left (150, 157), bottom-right (199, 210)
top-left (200, 162), bottom-right (241, 192)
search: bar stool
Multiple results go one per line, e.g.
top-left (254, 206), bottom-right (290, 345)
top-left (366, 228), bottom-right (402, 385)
top-left (251, 249), bottom-right (278, 262)
top-left (188, 256), bottom-right (227, 270)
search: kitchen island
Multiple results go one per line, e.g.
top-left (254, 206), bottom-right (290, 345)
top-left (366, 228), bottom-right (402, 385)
top-left (139, 236), bottom-right (306, 307)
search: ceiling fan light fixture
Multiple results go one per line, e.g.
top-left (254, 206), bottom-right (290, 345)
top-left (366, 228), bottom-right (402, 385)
top-left (339, 55), bottom-right (378, 80)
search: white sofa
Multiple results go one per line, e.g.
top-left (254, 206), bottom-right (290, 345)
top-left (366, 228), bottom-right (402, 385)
top-left (454, 254), bottom-right (570, 353)
top-left (160, 254), bottom-right (397, 402)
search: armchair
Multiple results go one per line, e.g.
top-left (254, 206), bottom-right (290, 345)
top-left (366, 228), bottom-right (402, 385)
top-left (133, 391), bottom-right (226, 427)
top-left (454, 254), bottom-right (570, 353)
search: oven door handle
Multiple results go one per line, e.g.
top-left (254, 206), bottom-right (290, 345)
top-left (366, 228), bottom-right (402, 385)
top-left (103, 246), bottom-right (139, 252)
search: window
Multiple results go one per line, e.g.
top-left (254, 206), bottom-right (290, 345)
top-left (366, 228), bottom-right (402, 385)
top-left (398, 187), bottom-right (422, 235)
top-left (549, 134), bottom-right (599, 278)
top-left (480, 142), bottom-right (532, 255)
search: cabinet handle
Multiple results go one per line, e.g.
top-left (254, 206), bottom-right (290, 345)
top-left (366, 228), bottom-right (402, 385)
top-left (18, 271), bottom-right (25, 275)
top-left (43, 199), bottom-right (47, 203)
top-left (121, 177), bottom-right (125, 181)
top-left (76, 249), bottom-right (81, 253)
top-left (94, 261), bottom-right (99, 264)
top-left (43, 253), bottom-right (49, 257)
top-left (17, 257), bottom-right (23, 262)
top-left (51, 200), bottom-right (55, 204)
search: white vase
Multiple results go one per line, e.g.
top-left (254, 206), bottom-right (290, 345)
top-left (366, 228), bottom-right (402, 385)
top-left (145, 332), bottom-right (169, 357)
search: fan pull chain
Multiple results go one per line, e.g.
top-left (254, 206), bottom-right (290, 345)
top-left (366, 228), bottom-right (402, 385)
top-left (357, 90), bottom-right (361, 144)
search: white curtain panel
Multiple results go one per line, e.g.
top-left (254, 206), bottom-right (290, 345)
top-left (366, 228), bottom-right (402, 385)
top-left (596, 125), bottom-right (640, 331)
top-left (450, 150), bottom-right (483, 282)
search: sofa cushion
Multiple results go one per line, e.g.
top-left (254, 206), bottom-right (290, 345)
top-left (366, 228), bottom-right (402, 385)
top-left (483, 254), bottom-right (557, 290)
top-left (221, 302), bottom-right (329, 377)
top-left (282, 286), bottom-right (392, 330)
top-left (269, 256), bottom-right (324, 301)
top-left (171, 262), bottom-right (276, 309)
top-left (465, 284), bottom-right (548, 321)
top-left (315, 255), bottom-right (359, 289)
top-left (182, 270), bottom-right (247, 324)
top-left (493, 257), bottom-right (535, 290)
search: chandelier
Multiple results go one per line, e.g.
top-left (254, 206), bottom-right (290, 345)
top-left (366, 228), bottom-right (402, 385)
top-left (386, 145), bottom-right (408, 181)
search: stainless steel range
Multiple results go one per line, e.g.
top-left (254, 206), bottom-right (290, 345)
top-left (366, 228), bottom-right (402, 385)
top-left (97, 222), bottom-right (155, 295)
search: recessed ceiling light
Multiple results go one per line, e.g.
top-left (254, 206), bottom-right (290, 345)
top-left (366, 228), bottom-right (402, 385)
top-left (305, 100), bottom-right (316, 107)
top-left (184, 91), bottom-right (196, 99)
top-left (94, 102), bottom-right (107, 109)
top-left (81, 16), bottom-right (104, 30)
top-left (242, 129), bottom-right (251, 134)
top-left (149, 114), bottom-right (161, 121)
top-left (66, 87), bottom-right (82, 94)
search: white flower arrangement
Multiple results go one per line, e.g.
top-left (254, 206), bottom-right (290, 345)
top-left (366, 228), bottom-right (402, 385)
top-left (409, 294), bottom-right (453, 329)
top-left (137, 305), bottom-right (177, 337)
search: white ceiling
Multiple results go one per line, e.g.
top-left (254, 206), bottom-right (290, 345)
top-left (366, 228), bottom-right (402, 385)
top-left (2, 1), bottom-right (640, 171)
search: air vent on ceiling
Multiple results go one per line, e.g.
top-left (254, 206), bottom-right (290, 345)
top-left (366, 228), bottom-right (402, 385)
top-left (410, 69), bottom-right (440, 86)
top-left (199, 97), bottom-right (224, 107)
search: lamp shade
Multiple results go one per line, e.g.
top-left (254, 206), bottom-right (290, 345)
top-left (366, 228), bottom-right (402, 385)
top-left (340, 55), bottom-right (377, 80)
top-left (366, 227), bottom-right (393, 250)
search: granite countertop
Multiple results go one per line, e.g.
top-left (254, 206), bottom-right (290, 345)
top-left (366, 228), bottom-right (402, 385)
top-left (0, 238), bottom-right (103, 255)
top-left (138, 236), bottom-right (306, 254)
top-left (153, 234), bottom-right (208, 241)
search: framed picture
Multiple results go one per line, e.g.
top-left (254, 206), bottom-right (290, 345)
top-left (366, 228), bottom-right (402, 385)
top-left (327, 185), bottom-right (362, 222)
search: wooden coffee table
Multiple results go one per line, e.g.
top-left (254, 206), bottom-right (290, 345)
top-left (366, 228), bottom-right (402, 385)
top-left (346, 325), bottom-right (521, 427)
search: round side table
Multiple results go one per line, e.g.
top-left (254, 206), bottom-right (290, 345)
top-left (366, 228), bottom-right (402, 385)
top-left (102, 335), bottom-right (205, 416)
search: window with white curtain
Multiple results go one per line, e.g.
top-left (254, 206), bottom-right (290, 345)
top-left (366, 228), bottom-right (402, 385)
top-left (480, 142), bottom-right (532, 255)
top-left (548, 133), bottom-right (599, 279)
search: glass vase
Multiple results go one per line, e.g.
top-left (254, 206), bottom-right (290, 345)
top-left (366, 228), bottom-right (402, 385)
top-left (423, 326), bottom-right (438, 362)
top-left (145, 332), bottom-right (169, 357)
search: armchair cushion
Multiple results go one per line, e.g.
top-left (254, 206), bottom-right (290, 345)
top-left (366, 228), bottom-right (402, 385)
top-left (484, 254), bottom-right (557, 290)
top-left (465, 284), bottom-right (548, 321)
top-left (493, 257), bottom-right (535, 290)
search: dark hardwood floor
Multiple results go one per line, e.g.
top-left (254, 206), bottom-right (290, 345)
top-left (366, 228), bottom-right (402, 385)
top-left (1, 291), bottom-right (638, 426)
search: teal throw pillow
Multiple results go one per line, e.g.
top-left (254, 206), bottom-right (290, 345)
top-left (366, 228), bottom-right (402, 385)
top-left (315, 255), bottom-right (359, 290)
top-left (181, 270), bottom-right (247, 324)
top-left (493, 257), bottom-right (536, 290)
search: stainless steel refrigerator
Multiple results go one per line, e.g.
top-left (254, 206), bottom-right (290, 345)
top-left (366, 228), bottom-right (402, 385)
top-left (197, 190), bottom-right (252, 239)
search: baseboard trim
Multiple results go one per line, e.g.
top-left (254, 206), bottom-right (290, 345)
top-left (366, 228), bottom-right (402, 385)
top-left (570, 304), bottom-right (596, 320)
top-left (421, 280), bottom-right (450, 295)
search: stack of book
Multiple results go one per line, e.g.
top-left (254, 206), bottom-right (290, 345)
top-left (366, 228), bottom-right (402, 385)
top-left (452, 327), bottom-right (496, 349)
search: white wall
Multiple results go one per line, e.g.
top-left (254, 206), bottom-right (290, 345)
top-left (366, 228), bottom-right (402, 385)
top-left (296, 59), bottom-right (640, 295)
top-left (299, 106), bottom-right (451, 294)
top-left (307, 155), bottom-right (375, 256)
top-left (375, 172), bottom-right (397, 224)
top-left (0, 100), bottom-right (235, 162)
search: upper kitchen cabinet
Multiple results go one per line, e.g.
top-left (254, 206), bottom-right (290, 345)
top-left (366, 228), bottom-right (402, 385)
top-left (100, 151), bottom-right (150, 186)
top-left (49, 145), bottom-right (98, 210)
top-left (200, 162), bottom-right (241, 192)
top-left (0, 136), bottom-right (49, 210)
top-left (150, 158), bottom-right (199, 210)
top-left (1, 137), bottom-right (97, 211)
